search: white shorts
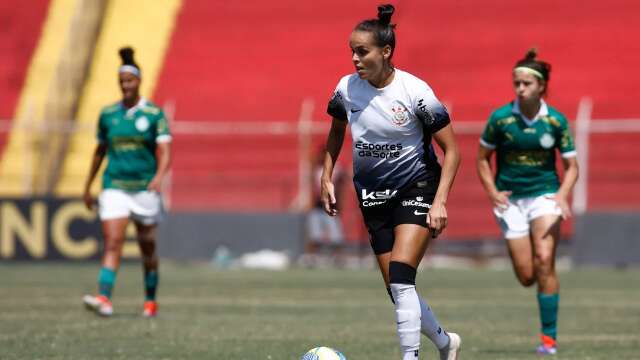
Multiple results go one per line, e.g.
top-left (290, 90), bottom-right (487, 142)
top-left (493, 193), bottom-right (562, 239)
top-left (307, 208), bottom-right (344, 244)
top-left (99, 189), bottom-right (164, 225)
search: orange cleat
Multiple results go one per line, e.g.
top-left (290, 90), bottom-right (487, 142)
top-left (83, 294), bottom-right (113, 317)
top-left (143, 300), bottom-right (158, 318)
top-left (536, 334), bottom-right (557, 355)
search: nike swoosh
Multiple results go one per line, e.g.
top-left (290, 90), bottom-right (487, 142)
top-left (414, 210), bottom-right (428, 216)
top-left (350, 108), bottom-right (361, 113)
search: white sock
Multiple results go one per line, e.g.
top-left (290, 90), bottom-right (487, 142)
top-left (418, 295), bottom-right (450, 349)
top-left (390, 283), bottom-right (421, 359)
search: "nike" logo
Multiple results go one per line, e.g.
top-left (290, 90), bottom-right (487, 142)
top-left (350, 108), bottom-right (361, 113)
top-left (414, 210), bottom-right (428, 216)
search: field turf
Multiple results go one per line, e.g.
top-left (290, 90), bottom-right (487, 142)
top-left (1, 263), bottom-right (639, 359)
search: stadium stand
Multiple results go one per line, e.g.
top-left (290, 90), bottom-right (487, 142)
top-left (153, 0), bottom-right (639, 238)
top-left (1, 0), bottom-right (637, 239)
top-left (0, 0), bottom-right (49, 120)
top-left (0, 0), bottom-right (49, 195)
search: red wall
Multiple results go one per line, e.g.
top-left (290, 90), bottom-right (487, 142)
top-left (154, 0), bottom-right (640, 238)
top-left (156, 0), bottom-right (640, 121)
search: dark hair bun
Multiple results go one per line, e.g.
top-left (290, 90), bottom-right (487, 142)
top-left (525, 48), bottom-right (538, 61)
top-left (377, 4), bottom-right (395, 26)
top-left (514, 47), bottom-right (551, 84)
top-left (119, 47), bottom-right (136, 66)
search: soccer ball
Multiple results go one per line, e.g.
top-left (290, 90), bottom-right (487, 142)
top-left (300, 346), bottom-right (346, 360)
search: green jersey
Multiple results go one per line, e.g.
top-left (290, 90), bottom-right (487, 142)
top-left (97, 98), bottom-right (171, 191)
top-left (480, 100), bottom-right (576, 199)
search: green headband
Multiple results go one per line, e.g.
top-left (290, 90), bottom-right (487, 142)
top-left (514, 66), bottom-right (544, 80)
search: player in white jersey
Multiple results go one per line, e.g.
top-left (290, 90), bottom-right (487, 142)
top-left (321, 5), bottom-right (461, 360)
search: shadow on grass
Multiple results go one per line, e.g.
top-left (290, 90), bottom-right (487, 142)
top-left (81, 310), bottom-right (142, 319)
top-left (476, 347), bottom-right (533, 356)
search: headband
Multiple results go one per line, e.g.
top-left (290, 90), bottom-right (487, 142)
top-left (119, 65), bottom-right (141, 78)
top-left (514, 66), bottom-right (544, 80)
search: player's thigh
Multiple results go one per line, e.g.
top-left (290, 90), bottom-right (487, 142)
top-left (530, 214), bottom-right (561, 262)
top-left (390, 224), bottom-right (430, 268)
top-left (375, 252), bottom-right (392, 288)
top-left (362, 207), bottom-right (394, 286)
top-left (506, 235), bottom-right (534, 274)
top-left (101, 218), bottom-right (129, 249)
top-left (134, 221), bottom-right (157, 241)
top-left (361, 206), bottom-right (395, 256)
top-left (387, 184), bottom-right (433, 267)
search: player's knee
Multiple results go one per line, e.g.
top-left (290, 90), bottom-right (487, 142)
top-left (513, 265), bottom-right (535, 286)
top-left (103, 237), bottom-right (124, 253)
top-left (137, 234), bottom-right (155, 247)
top-left (138, 236), bottom-right (154, 247)
top-left (517, 273), bottom-right (536, 287)
top-left (534, 250), bottom-right (554, 269)
top-left (389, 261), bottom-right (416, 285)
top-left (139, 240), bottom-right (156, 258)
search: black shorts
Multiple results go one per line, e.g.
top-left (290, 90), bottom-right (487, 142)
top-left (360, 182), bottom-right (437, 255)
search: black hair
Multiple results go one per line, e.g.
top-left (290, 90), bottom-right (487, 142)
top-left (354, 4), bottom-right (397, 60)
top-left (514, 48), bottom-right (551, 82)
top-left (119, 46), bottom-right (140, 71)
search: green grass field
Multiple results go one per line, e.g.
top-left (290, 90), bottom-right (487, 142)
top-left (1, 262), bottom-right (639, 359)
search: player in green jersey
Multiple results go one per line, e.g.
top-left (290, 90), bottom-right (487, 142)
top-left (476, 49), bottom-right (579, 355)
top-left (82, 47), bottom-right (171, 318)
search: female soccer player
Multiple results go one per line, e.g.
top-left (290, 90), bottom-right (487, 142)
top-left (82, 47), bottom-right (171, 317)
top-left (322, 5), bottom-right (461, 359)
top-left (476, 49), bottom-right (579, 355)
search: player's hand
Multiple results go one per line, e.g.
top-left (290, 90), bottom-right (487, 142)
top-left (83, 189), bottom-right (94, 211)
top-left (320, 179), bottom-right (338, 216)
top-left (427, 201), bottom-right (448, 237)
top-left (491, 190), bottom-right (512, 210)
top-left (147, 176), bottom-right (162, 193)
top-left (551, 194), bottom-right (572, 220)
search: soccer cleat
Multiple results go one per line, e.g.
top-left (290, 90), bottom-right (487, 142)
top-left (536, 344), bottom-right (557, 355)
top-left (83, 294), bottom-right (113, 317)
top-left (142, 300), bottom-right (158, 318)
top-left (439, 332), bottom-right (461, 360)
top-left (536, 334), bottom-right (557, 355)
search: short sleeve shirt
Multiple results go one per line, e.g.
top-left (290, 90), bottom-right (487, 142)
top-left (480, 100), bottom-right (576, 199)
top-left (97, 98), bottom-right (171, 191)
top-left (326, 69), bottom-right (450, 208)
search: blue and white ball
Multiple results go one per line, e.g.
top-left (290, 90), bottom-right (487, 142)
top-left (300, 346), bottom-right (346, 360)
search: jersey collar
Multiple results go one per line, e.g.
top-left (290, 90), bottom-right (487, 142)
top-left (512, 98), bottom-right (548, 126)
top-left (121, 97), bottom-right (147, 118)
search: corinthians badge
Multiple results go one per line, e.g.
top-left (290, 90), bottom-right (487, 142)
top-left (390, 101), bottom-right (410, 126)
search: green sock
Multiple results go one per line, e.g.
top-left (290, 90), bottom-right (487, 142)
top-left (144, 270), bottom-right (158, 301)
top-left (537, 292), bottom-right (559, 340)
top-left (98, 267), bottom-right (117, 299)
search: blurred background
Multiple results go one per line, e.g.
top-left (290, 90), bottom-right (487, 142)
top-left (1, 0), bottom-right (638, 267)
